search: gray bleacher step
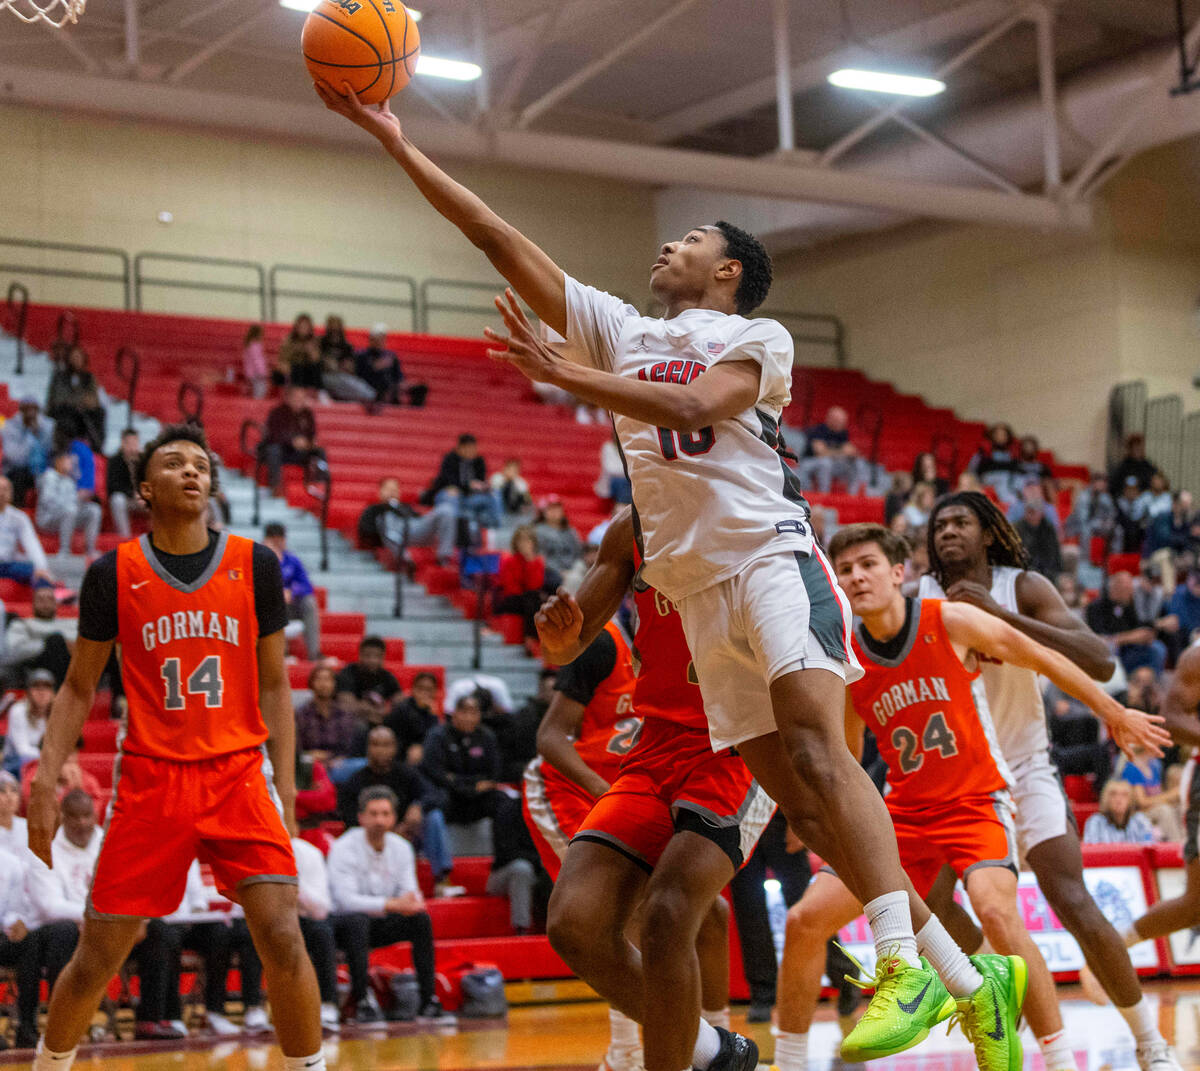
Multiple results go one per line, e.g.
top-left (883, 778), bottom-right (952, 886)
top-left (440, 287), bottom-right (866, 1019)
top-left (402, 641), bottom-right (537, 668)
top-left (364, 618), bottom-right (509, 645)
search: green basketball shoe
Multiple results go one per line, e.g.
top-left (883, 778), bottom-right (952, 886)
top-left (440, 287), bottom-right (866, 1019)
top-left (946, 954), bottom-right (1028, 1071)
top-left (838, 948), bottom-right (956, 1062)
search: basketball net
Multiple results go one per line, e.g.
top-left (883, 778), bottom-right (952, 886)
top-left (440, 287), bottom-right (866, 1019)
top-left (0, 0), bottom-right (85, 27)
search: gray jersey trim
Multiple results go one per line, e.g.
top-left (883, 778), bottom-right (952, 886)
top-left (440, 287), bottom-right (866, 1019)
top-left (853, 599), bottom-right (923, 668)
top-left (137, 531), bottom-right (230, 594)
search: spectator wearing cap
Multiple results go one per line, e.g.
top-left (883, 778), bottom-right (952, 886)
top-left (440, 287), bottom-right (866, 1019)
top-left (3, 581), bottom-right (76, 687)
top-left (105, 428), bottom-right (146, 539)
top-left (0, 476), bottom-right (51, 588)
top-left (534, 496), bottom-right (582, 577)
top-left (424, 433), bottom-right (500, 531)
top-left (1, 669), bottom-right (56, 775)
top-left (320, 315), bottom-right (376, 403)
top-left (1109, 433), bottom-right (1159, 497)
top-left (36, 448), bottom-right (101, 562)
top-left (261, 385), bottom-right (325, 495)
top-left (356, 324), bottom-right (428, 407)
top-left (1, 396), bottom-right (54, 506)
top-left (263, 522), bottom-right (321, 660)
top-left (357, 477), bottom-right (458, 567)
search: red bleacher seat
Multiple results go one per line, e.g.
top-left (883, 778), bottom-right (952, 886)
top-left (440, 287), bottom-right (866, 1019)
top-left (1107, 552), bottom-right (1141, 575)
top-left (81, 720), bottom-right (119, 752)
top-left (76, 752), bottom-right (116, 789)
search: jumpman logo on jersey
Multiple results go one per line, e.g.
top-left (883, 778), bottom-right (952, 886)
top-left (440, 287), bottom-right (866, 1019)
top-left (632, 334), bottom-right (649, 352)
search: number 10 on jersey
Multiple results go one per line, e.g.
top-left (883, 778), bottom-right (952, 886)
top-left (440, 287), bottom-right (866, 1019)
top-left (655, 425), bottom-right (715, 460)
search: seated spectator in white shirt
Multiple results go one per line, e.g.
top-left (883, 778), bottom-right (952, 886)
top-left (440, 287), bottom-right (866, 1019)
top-left (0, 840), bottom-right (39, 1049)
top-left (36, 450), bottom-right (101, 562)
top-left (1, 397), bottom-right (54, 507)
top-left (1082, 780), bottom-right (1156, 845)
top-left (0, 475), bottom-right (53, 588)
top-left (2, 670), bottom-right (56, 776)
top-left (0, 771), bottom-right (28, 857)
top-left (2, 585), bottom-right (77, 689)
top-left (327, 787), bottom-right (452, 1023)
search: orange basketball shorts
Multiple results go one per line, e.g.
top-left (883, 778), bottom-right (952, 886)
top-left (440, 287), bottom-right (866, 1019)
top-left (891, 790), bottom-right (1018, 899)
top-left (522, 760), bottom-right (600, 881)
top-left (574, 717), bottom-right (775, 872)
top-left (88, 746), bottom-right (296, 919)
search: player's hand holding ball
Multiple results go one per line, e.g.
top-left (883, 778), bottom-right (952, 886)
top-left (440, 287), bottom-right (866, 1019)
top-left (314, 80), bottom-right (403, 145)
top-left (536, 586), bottom-right (584, 659)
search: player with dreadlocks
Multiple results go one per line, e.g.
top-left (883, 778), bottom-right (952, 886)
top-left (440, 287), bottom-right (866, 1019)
top-left (917, 491), bottom-right (1180, 1071)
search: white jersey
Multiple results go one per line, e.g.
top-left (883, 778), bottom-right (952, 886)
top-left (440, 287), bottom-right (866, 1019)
top-left (917, 566), bottom-right (1049, 765)
top-left (564, 275), bottom-right (813, 601)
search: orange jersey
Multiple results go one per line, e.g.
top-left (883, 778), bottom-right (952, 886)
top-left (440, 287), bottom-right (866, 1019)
top-left (117, 533), bottom-right (266, 761)
top-left (632, 581), bottom-right (706, 730)
top-left (849, 598), bottom-right (1010, 814)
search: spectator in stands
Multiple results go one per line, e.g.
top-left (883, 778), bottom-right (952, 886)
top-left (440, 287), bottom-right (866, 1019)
top-left (356, 477), bottom-right (458, 567)
top-left (1013, 435), bottom-right (1051, 491)
top-left (2, 584), bottom-right (74, 687)
top-left (1065, 471), bottom-right (1116, 545)
top-left (799, 406), bottom-right (868, 493)
top-left (319, 315), bottom-right (376, 403)
top-left (336, 634), bottom-right (401, 725)
top-left (1109, 433), bottom-right (1159, 497)
top-left (45, 346), bottom-right (104, 451)
top-left (338, 726), bottom-right (456, 894)
top-left (1014, 487), bottom-right (1062, 579)
top-left (1125, 664), bottom-right (1164, 716)
top-left (487, 791), bottom-right (548, 936)
top-left (20, 737), bottom-right (103, 813)
top-left (0, 839), bottom-right (37, 1048)
top-left (902, 483), bottom-right (935, 529)
top-left (422, 694), bottom-right (502, 833)
top-left (261, 385), bottom-right (324, 494)
top-left (356, 324), bottom-right (428, 407)
top-left (1144, 491), bottom-right (1199, 591)
top-left (1083, 779), bottom-right (1155, 845)
top-left (105, 428), bottom-right (145, 539)
top-left (1006, 480), bottom-right (1061, 529)
top-left (1, 397), bottom-right (54, 506)
top-left (1044, 679), bottom-right (1111, 791)
top-left (497, 668), bottom-right (556, 784)
top-left (327, 786), bottom-right (451, 1022)
top-left (1137, 472), bottom-right (1173, 520)
top-left (495, 526), bottom-right (560, 646)
top-left (263, 522), bottom-right (321, 660)
top-left (883, 471), bottom-right (914, 526)
top-left (444, 673), bottom-right (515, 719)
top-left (967, 423), bottom-right (1019, 502)
top-left (1086, 570), bottom-right (1168, 676)
top-left (296, 664), bottom-right (360, 773)
top-left (36, 449), bottom-right (101, 562)
top-left (385, 671), bottom-right (441, 764)
top-left (534, 496), bottom-right (582, 578)
top-left (21, 790), bottom-right (101, 1035)
top-left (278, 313), bottom-right (323, 390)
top-left (491, 458), bottom-right (533, 515)
top-left (56, 415), bottom-right (97, 507)
top-left (0, 770), bottom-right (27, 856)
top-left (1116, 740), bottom-right (1181, 840)
top-left (594, 435), bottom-right (632, 504)
top-left (1169, 569), bottom-right (1200, 645)
top-left (1114, 476), bottom-right (1149, 553)
top-left (424, 433), bottom-right (500, 530)
top-left (910, 452), bottom-right (949, 497)
top-left (2, 669), bottom-right (56, 775)
top-left (242, 324), bottom-right (269, 399)
top-left (295, 751), bottom-right (337, 829)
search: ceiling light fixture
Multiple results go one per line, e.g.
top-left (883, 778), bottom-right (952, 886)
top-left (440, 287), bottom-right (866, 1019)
top-left (280, 0), bottom-right (421, 18)
top-left (416, 55), bottom-right (481, 81)
top-left (827, 69), bottom-right (945, 97)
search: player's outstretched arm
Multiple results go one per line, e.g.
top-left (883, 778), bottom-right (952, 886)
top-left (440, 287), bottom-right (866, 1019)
top-left (941, 600), bottom-right (1171, 758)
top-left (487, 290), bottom-right (761, 431)
top-left (1162, 646), bottom-right (1200, 749)
top-left (948, 570), bottom-right (1114, 680)
top-left (536, 693), bottom-right (611, 800)
top-left (27, 637), bottom-right (113, 867)
top-left (314, 82), bottom-right (567, 336)
top-left (258, 629), bottom-right (298, 835)
top-left (536, 508), bottom-right (636, 664)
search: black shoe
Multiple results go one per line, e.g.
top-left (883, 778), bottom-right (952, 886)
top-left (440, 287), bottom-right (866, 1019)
top-left (746, 1000), bottom-right (773, 1023)
top-left (705, 1027), bottom-right (758, 1071)
top-left (13, 1026), bottom-right (38, 1050)
top-left (417, 997), bottom-right (457, 1025)
top-left (354, 991), bottom-right (385, 1024)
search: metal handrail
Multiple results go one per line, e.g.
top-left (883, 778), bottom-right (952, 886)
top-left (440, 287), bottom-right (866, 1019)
top-left (267, 264), bottom-right (418, 331)
top-left (55, 309), bottom-right (80, 349)
top-left (0, 237), bottom-right (131, 309)
top-left (6, 282), bottom-right (28, 374)
top-left (134, 253), bottom-right (267, 320)
top-left (177, 381), bottom-right (205, 425)
top-left (240, 419), bottom-right (266, 527)
top-left (115, 346), bottom-right (141, 426)
top-left (304, 455), bottom-right (331, 573)
top-left (761, 309), bottom-right (847, 368)
top-left (855, 402), bottom-right (884, 467)
top-left (419, 277), bottom-right (538, 334)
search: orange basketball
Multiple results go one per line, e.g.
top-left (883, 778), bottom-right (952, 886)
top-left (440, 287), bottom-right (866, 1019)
top-left (303, 0), bottom-right (420, 105)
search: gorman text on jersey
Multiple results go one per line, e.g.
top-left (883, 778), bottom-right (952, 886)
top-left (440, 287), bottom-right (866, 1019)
top-left (142, 611), bottom-right (241, 652)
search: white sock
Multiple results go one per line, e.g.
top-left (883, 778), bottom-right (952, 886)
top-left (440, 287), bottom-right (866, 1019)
top-left (864, 891), bottom-right (919, 968)
top-left (1120, 922), bottom-right (1142, 947)
top-left (33, 1039), bottom-right (78, 1071)
top-left (1037, 1030), bottom-right (1077, 1071)
top-left (609, 1008), bottom-right (641, 1054)
top-left (773, 1030), bottom-right (809, 1071)
top-left (691, 1018), bottom-right (722, 1070)
top-left (915, 916), bottom-right (982, 998)
top-left (283, 1056), bottom-right (326, 1071)
top-left (700, 1007), bottom-right (730, 1029)
top-left (1118, 997), bottom-right (1162, 1046)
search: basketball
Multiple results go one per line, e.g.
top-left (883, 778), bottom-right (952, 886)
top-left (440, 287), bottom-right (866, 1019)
top-left (302, 0), bottom-right (420, 105)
